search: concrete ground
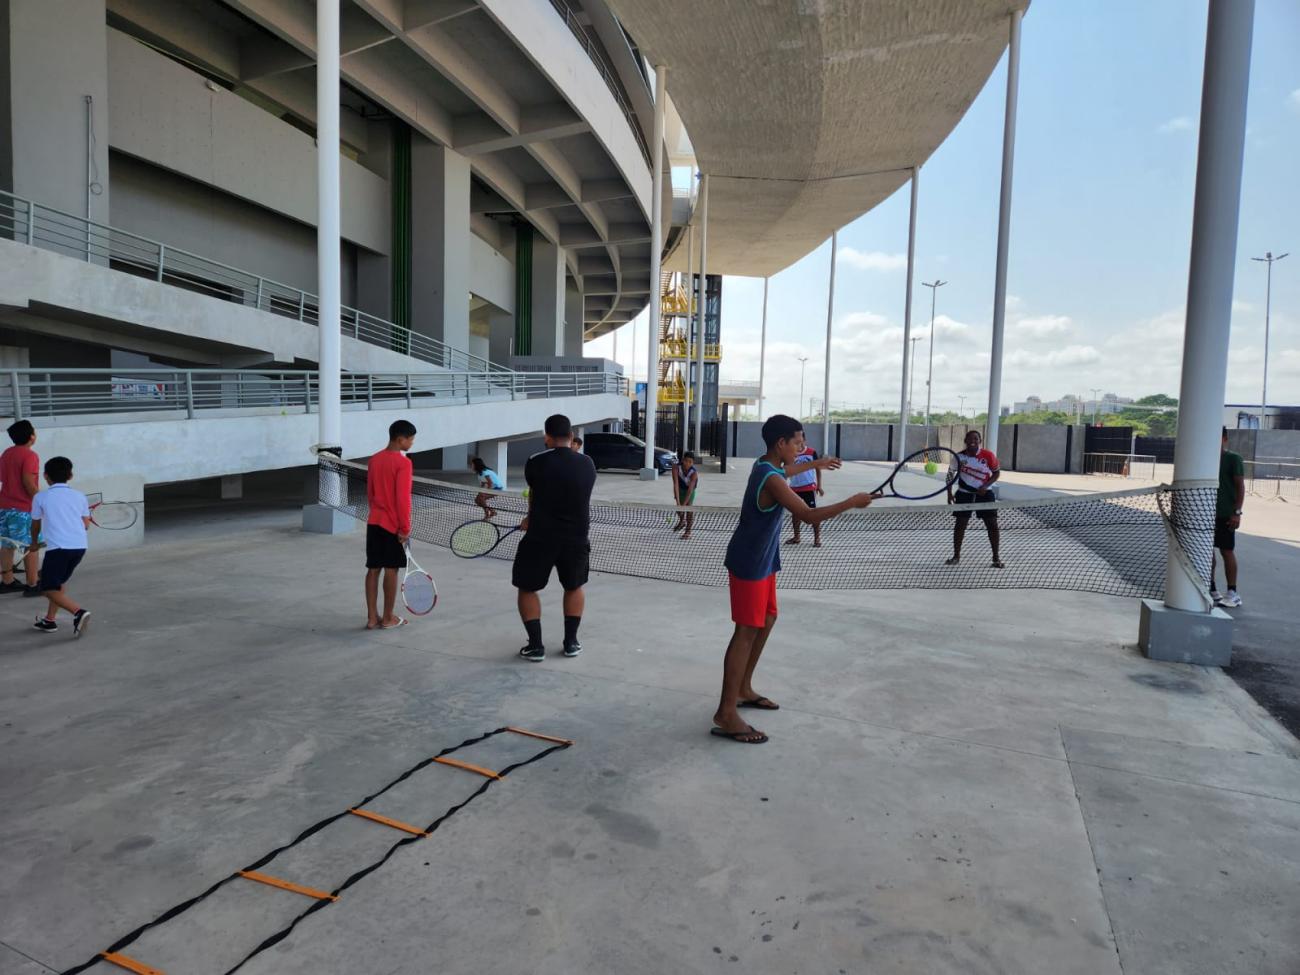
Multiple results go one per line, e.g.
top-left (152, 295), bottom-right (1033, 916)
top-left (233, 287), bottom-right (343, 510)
top-left (2, 460), bottom-right (1298, 975)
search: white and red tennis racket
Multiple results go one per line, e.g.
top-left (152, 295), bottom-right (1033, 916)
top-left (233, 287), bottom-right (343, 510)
top-left (86, 493), bottom-right (139, 530)
top-left (401, 544), bottom-right (438, 616)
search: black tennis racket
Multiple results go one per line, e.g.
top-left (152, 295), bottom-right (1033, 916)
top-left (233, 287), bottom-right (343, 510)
top-left (449, 519), bottom-right (522, 559)
top-left (867, 447), bottom-right (963, 500)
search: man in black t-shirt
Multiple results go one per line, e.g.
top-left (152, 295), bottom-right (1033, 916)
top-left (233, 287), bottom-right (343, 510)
top-left (514, 413), bottom-right (597, 662)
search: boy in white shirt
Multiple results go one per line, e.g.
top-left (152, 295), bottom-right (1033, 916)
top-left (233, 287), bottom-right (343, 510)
top-left (30, 456), bottom-right (92, 637)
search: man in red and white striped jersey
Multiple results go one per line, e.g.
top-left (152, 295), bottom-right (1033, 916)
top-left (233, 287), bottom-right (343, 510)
top-left (945, 430), bottom-right (1005, 568)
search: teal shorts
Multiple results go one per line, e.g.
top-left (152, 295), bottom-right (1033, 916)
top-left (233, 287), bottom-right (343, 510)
top-left (0, 509), bottom-right (33, 547)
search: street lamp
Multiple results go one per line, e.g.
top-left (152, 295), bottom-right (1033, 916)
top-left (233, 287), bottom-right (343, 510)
top-left (797, 355), bottom-right (810, 420)
top-left (958, 394), bottom-right (966, 418)
top-left (907, 336), bottom-right (923, 424)
top-left (1090, 386), bottom-right (1103, 425)
top-left (921, 279), bottom-right (947, 432)
top-left (1251, 251), bottom-right (1288, 431)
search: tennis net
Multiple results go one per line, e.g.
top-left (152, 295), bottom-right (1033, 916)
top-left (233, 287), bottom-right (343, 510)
top-left (317, 455), bottom-right (1216, 602)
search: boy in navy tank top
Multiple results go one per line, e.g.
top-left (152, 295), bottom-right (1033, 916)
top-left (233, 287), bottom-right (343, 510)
top-left (713, 415), bottom-right (878, 744)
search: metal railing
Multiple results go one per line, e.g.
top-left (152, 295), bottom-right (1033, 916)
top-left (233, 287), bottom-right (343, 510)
top-left (1245, 460), bottom-right (1299, 502)
top-left (547, 0), bottom-right (652, 168)
top-left (1084, 452), bottom-right (1158, 480)
top-left (0, 190), bottom-right (513, 380)
top-left (0, 368), bottom-right (627, 423)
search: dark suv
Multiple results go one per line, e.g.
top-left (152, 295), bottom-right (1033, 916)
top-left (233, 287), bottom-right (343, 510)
top-left (584, 432), bottom-right (677, 472)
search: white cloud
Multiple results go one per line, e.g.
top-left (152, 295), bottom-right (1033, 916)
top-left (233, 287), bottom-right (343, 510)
top-left (837, 247), bottom-right (907, 272)
top-left (1289, 89), bottom-right (1300, 111)
top-left (1014, 314), bottom-right (1072, 337)
top-left (1007, 345), bottom-right (1102, 368)
top-left (1158, 116), bottom-right (1193, 134)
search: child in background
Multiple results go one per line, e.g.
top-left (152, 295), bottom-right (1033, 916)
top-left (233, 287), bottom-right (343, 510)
top-left (670, 451), bottom-right (699, 539)
top-left (30, 456), bottom-right (92, 637)
top-left (471, 456), bottom-right (505, 520)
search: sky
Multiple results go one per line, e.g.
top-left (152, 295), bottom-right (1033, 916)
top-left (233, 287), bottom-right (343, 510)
top-left (586, 0), bottom-right (1300, 421)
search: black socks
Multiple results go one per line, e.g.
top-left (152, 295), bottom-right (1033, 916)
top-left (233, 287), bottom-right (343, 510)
top-left (523, 618), bottom-right (543, 648)
top-left (564, 616), bottom-right (581, 647)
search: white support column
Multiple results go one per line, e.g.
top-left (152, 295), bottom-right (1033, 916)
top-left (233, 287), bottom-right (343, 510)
top-left (1141, 0), bottom-right (1254, 666)
top-left (530, 239), bottom-right (567, 356)
top-left (316, 0), bottom-right (341, 453)
top-left (693, 173), bottom-right (710, 454)
top-left (682, 223), bottom-right (694, 450)
top-left (822, 231), bottom-right (838, 454)
top-left (897, 167), bottom-right (918, 460)
top-left (410, 139), bottom-right (471, 357)
top-left (640, 64), bottom-right (667, 479)
top-left (564, 281), bottom-right (585, 358)
top-left (757, 276), bottom-right (769, 418)
top-left (984, 9), bottom-right (1021, 453)
top-left (477, 440), bottom-right (510, 489)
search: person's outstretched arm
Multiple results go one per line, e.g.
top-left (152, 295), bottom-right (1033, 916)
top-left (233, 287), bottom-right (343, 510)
top-left (762, 473), bottom-right (875, 526)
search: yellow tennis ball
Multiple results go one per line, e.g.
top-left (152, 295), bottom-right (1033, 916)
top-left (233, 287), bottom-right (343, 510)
top-left (924, 460), bottom-right (938, 476)
top-left (522, 487), bottom-right (531, 500)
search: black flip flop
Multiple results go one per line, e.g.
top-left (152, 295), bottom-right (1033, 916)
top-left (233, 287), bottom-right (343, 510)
top-left (738, 697), bottom-right (780, 711)
top-left (710, 726), bottom-right (768, 744)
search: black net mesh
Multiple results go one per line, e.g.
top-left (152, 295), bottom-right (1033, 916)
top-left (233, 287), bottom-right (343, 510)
top-left (318, 456), bottom-right (1216, 600)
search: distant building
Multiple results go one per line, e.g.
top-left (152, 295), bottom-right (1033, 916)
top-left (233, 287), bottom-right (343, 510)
top-left (1225, 405), bottom-right (1300, 431)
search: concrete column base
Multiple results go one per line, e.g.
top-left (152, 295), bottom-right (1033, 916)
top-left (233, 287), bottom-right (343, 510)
top-left (1138, 598), bottom-right (1233, 667)
top-left (639, 467), bottom-right (659, 481)
top-left (301, 503), bottom-right (357, 535)
top-left (220, 474), bottom-right (243, 500)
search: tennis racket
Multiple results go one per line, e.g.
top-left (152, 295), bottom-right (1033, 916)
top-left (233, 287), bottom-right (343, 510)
top-left (1, 537), bottom-right (42, 575)
top-left (449, 519), bottom-right (522, 559)
top-left (401, 544), bottom-right (437, 616)
top-left (867, 447), bottom-right (963, 500)
top-left (86, 493), bottom-right (139, 530)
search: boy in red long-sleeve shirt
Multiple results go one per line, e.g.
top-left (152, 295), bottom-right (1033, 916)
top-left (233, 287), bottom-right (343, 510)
top-left (365, 419), bottom-right (416, 629)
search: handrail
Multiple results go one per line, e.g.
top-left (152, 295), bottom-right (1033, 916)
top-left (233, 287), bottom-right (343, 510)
top-left (0, 190), bottom-right (515, 380)
top-left (546, 0), bottom-right (652, 169)
top-left (0, 367), bottom-right (627, 423)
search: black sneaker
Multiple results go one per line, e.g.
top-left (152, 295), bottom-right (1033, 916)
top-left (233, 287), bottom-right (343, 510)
top-left (562, 641), bottom-right (583, 658)
top-left (73, 609), bottom-right (91, 638)
top-left (0, 579), bottom-right (24, 594)
top-left (519, 644), bottom-right (545, 663)
top-left (32, 617), bottom-right (57, 632)
top-left (22, 585), bottom-right (41, 598)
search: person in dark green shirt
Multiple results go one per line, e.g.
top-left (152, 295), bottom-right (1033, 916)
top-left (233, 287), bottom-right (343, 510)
top-left (1211, 428), bottom-right (1245, 608)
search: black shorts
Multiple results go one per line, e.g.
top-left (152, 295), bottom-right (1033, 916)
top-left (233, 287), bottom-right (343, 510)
top-left (512, 533), bottom-right (590, 592)
top-left (794, 489), bottom-right (817, 509)
top-left (953, 488), bottom-right (997, 522)
top-left (1213, 517), bottom-right (1236, 552)
top-left (366, 524), bottom-right (407, 569)
top-left (39, 548), bottom-right (84, 591)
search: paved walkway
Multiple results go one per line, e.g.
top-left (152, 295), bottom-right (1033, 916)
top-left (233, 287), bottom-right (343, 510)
top-left (1, 467), bottom-right (1297, 975)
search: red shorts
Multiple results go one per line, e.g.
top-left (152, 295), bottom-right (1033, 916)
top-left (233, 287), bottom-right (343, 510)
top-left (728, 571), bottom-right (778, 628)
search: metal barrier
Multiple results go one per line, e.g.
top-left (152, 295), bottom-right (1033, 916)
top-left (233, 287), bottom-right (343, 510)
top-left (1084, 452), bottom-right (1157, 479)
top-left (0, 368), bottom-right (627, 423)
top-left (547, 0), bottom-right (651, 168)
top-left (1245, 460), bottom-right (1299, 502)
top-left (0, 190), bottom-right (513, 380)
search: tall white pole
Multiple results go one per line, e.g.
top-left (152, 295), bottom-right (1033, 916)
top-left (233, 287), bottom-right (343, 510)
top-left (798, 356), bottom-right (809, 420)
top-left (630, 316), bottom-right (637, 399)
top-left (985, 9), bottom-right (1022, 455)
top-left (923, 279), bottom-right (946, 433)
top-left (1251, 251), bottom-right (1287, 432)
top-left (641, 65), bottom-right (666, 477)
top-left (1163, 0), bottom-right (1254, 613)
top-left (316, 0), bottom-right (341, 452)
top-left (821, 231), bottom-right (837, 454)
top-left (693, 173), bottom-right (710, 453)
top-left (897, 167), bottom-right (918, 459)
top-left (757, 276), bottom-right (769, 418)
top-left (682, 223), bottom-right (693, 450)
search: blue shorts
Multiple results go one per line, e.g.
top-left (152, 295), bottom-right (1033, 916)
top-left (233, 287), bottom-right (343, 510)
top-left (39, 548), bottom-right (84, 591)
top-left (0, 509), bottom-right (33, 547)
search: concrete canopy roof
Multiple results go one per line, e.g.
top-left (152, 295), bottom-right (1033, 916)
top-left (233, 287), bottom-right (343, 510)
top-left (607, 0), bottom-right (1030, 278)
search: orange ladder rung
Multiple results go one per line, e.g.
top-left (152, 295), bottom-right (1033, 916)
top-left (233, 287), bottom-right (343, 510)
top-left (101, 952), bottom-right (165, 975)
top-left (505, 726), bottom-right (574, 745)
top-left (238, 869), bottom-right (338, 902)
top-left (347, 808), bottom-right (428, 837)
top-left (433, 756), bottom-right (500, 780)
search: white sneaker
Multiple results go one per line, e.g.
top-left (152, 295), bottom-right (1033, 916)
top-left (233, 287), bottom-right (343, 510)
top-left (1220, 590), bottom-right (1242, 609)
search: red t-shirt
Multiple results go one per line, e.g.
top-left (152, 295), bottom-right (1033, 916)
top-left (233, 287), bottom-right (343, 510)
top-left (367, 449), bottom-right (413, 537)
top-left (0, 444), bottom-right (40, 512)
top-left (955, 448), bottom-right (999, 490)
